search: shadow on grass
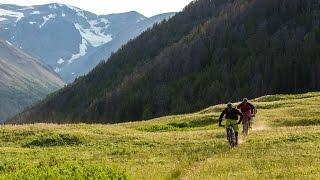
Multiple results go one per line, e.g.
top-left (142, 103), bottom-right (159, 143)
top-left (140, 117), bottom-right (218, 132)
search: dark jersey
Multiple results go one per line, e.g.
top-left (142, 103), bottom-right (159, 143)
top-left (219, 108), bottom-right (242, 120)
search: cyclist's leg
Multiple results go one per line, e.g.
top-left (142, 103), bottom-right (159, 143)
top-left (231, 121), bottom-right (239, 145)
top-left (242, 115), bottom-right (250, 135)
top-left (225, 120), bottom-right (231, 140)
top-left (241, 116), bottom-right (246, 134)
top-left (235, 132), bottom-right (239, 145)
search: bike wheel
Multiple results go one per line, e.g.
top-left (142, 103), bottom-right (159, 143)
top-left (227, 129), bottom-right (236, 148)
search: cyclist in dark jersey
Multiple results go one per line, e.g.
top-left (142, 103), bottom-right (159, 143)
top-left (219, 103), bottom-right (243, 146)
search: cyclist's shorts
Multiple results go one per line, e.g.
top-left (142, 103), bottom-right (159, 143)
top-left (225, 119), bottom-right (239, 132)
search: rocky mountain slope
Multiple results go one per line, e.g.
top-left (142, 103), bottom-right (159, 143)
top-left (0, 39), bottom-right (64, 121)
top-left (0, 3), bottom-right (174, 82)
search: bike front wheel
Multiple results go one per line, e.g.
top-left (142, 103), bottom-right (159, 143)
top-left (227, 128), bottom-right (236, 148)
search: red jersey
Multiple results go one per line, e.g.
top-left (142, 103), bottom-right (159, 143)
top-left (237, 102), bottom-right (255, 113)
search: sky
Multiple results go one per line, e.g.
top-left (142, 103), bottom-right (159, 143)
top-left (0, 0), bottom-right (194, 17)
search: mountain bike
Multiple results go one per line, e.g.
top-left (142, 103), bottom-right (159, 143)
top-left (222, 125), bottom-right (236, 148)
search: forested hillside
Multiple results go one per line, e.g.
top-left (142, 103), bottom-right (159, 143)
top-left (8, 0), bottom-right (320, 124)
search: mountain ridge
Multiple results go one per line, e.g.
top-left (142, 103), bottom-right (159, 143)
top-left (0, 3), bottom-right (175, 82)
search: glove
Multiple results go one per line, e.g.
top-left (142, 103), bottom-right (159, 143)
top-left (237, 121), bottom-right (241, 124)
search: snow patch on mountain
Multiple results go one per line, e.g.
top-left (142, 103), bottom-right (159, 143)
top-left (40, 14), bottom-right (56, 28)
top-left (0, 17), bottom-right (6, 21)
top-left (66, 5), bottom-right (86, 19)
top-left (136, 17), bottom-right (146, 23)
top-left (19, 6), bottom-right (34, 11)
top-left (31, 11), bottom-right (40, 15)
top-left (100, 18), bottom-right (110, 26)
top-left (74, 21), bottom-right (112, 47)
top-left (67, 38), bottom-right (88, 64)
top-left (62, 12), bottom-right (66, 17)
top-left (29, 21), bottom-right (36, 25)
top-left (0, 8), bottom-right (24, 22)
top-left (54, 67), bottom-right (60, 73)
top-left (48, 4), bottom-right (57, 9)
top-left (6, 40), bottom-right (13, 46)
top-left (57, 58), bottom-right (65, 64)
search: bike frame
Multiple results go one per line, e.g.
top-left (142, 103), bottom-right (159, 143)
top-left (224, 125), bottom-right (236, 148)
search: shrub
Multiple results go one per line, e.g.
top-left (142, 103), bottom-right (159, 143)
top-left (24, 133), bottom-right (86, 147)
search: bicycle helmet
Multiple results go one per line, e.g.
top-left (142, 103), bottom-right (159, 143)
top-left (227, 102), bottom-right (232, 108)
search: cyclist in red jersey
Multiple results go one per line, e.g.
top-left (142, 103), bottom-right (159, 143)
top-left (237, 98), bottom-right (256, 130)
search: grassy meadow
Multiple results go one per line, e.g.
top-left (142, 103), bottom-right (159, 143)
top-left (0, 92), bottom-right (320, 179)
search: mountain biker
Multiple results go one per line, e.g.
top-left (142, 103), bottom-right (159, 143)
top-left (219, 103), bottom-right (243, 146)
top-left (237, 98), bottom-right (256, 128)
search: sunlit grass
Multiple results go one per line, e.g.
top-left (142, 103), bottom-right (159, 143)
top-left (0, 92), bottom-right (320, 179)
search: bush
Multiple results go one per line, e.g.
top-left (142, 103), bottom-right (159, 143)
top-left (24, 133), bottom-right (86, 147)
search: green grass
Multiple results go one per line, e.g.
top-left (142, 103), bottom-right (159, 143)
top-left (1, 92), bottom-right (320, 179)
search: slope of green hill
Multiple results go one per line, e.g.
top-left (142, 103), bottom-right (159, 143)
top-left (1, 92), bottom-right (319, 179)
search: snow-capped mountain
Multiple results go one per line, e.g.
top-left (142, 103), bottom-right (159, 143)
top-left (0, 3), bottom-right (175, 82)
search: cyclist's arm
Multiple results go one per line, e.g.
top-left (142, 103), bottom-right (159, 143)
top-left (236, 109), bottom-right (243, 124)
top-left (218, 110), bottom-right (226, 126)
top-left (249, 103), bottom-right (255, 114)
top-left (237, 103), bottom-right (242, 109)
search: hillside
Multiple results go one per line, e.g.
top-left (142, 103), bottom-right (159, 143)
top-left (9, 0), bottom-right (320, 124)
top-left (1, 92), bottom-right (320, 179)
top-left (0, 3), bottom-right (174, 82)
top-left (0, 39), bottom-right (64, 122)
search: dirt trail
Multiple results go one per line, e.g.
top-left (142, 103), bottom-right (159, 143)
top-left (252, 124), bottom-right (269, 131)
top-left (239, 123), bottom-right (270, 144)
top-left (238, 136), bottom-right (245, 144)
top-left (179, 122), bottom-right (269, 179)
